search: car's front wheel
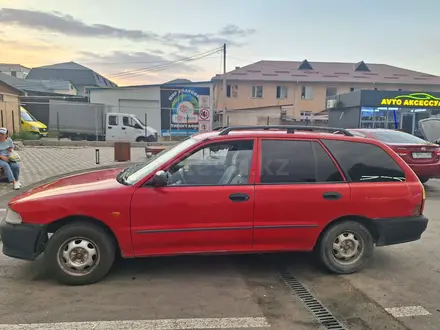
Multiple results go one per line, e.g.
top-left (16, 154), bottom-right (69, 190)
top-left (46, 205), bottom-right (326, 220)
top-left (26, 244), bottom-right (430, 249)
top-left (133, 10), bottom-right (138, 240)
top-left (44, 222), bottom-right (116, 285)
top-left (418, 176), bottom-right (430, 184)
top-left (317, 221), bottom-right (374, 274)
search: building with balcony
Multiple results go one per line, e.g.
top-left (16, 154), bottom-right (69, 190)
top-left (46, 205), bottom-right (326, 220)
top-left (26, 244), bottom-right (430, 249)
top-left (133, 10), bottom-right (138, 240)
top-left (212, 60), bottom-right (440, 125)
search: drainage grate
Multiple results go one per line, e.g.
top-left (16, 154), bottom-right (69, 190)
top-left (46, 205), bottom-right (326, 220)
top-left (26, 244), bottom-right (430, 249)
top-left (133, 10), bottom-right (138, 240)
top-left (280, 270), bottom-right (348, 330)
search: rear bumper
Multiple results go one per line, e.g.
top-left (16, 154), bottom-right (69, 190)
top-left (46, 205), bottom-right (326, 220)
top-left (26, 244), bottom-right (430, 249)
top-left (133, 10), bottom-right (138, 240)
top-left (409, 163), bottom-right (440, 178)
top-left (0, 221), bottom-right (48, 261)
top-left (373, 215), bottom-right (428, 247)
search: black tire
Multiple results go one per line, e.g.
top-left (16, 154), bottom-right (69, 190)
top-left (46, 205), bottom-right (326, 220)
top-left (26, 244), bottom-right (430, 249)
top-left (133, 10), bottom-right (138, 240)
top-left (418, 176), bottom-right (430, 184)
top-left (146, 135), bottom-right (157, 142)
top-left (44, 222), bottom-right (115, 285)
top-left (136, 136), bottom-right (147, 142)
top-left (317, 221), bottom-right (374, 274)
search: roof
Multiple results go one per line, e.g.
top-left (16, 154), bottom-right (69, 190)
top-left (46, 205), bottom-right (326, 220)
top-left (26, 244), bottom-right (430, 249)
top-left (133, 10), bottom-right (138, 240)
top-left (26, 61), bottom-right (117, 89)
top-left (164, 79), bottom-right (192, 84)
top-left (211, 60), bottom-right (440, 85)
top-left (88, 80), bottom-right (213, 91)
top-left (0, 79), bottom-right (24, 95)
top-left (0, 72), bottom-right (49, 93)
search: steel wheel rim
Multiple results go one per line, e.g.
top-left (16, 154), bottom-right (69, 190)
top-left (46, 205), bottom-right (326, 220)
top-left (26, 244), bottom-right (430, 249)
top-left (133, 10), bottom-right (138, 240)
top-left (331, 230), bottom-right (364, 265)
top-left (57, 236), bottom-right (100, 277)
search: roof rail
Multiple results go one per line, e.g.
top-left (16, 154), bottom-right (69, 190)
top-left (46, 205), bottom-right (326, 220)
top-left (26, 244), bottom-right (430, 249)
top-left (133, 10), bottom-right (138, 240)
top-left (217, 125), bottom-right (353, 136)
top-left (212, 126), bottom-right (228, 131)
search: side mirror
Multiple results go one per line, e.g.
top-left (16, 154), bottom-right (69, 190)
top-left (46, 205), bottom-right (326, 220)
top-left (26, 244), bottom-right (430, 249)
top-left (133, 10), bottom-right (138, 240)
top-left (134, 124), bottom-right (143, 129)
top-left (153, 170), bottom-right (168, 187)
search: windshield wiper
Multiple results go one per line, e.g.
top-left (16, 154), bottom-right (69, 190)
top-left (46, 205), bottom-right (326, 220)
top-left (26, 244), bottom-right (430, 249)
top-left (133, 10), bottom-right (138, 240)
top-left (116, 162), bottom-right (147, 185)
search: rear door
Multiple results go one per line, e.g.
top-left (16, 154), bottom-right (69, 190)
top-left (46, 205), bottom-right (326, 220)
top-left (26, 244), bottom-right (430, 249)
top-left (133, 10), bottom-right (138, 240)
top-left (322, 139), bottom-right (413, 218)
top-left (253, 138), bottom-right (351, 251)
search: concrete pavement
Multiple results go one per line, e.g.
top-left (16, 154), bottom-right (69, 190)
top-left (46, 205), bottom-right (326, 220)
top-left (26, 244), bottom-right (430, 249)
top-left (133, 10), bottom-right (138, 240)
top-left (0, 146), bottom-right (145, 196)
top-left (0, 178), bottom-right (439, 328)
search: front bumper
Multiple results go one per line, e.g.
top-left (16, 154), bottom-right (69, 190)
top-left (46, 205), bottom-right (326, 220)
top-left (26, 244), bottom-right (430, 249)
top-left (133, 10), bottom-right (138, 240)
top-left (0, 221), bottom-right (48, 261)
top-left (373, 215), bottom-right (428, 247)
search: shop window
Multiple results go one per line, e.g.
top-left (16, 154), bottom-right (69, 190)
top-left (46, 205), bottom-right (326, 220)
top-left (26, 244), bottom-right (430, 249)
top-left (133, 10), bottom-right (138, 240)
top-left (252, 86), bottom-right (263, 98)
top-left (276, 86), bottom-right (288, 99)
top-left (326, 87), bottom-right (337, 97)
top-left (301, 86), bottom-right (313, 99)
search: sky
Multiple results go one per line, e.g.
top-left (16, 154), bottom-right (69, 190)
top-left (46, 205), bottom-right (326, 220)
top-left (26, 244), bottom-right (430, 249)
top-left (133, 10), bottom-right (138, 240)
top-left (1, 0), bottom-right (439, 86)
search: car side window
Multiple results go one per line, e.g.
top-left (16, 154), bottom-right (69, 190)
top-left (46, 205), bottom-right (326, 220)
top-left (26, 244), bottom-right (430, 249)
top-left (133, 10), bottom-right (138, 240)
top-left (322, 140), bottom-right (406, 182)
top-left (109, 115), bottom-right (118, 126)
top-left (260, 140), bottom-right (343, 184)
top-left (123, 116), bottom-right (136, 127)
top-left (166, 140), bottom-right (254, 186)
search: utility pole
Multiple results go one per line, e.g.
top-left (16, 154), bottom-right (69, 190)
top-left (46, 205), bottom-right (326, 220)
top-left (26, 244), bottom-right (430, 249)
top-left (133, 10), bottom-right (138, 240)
top-left (222, 43), bottom-right (227, 126)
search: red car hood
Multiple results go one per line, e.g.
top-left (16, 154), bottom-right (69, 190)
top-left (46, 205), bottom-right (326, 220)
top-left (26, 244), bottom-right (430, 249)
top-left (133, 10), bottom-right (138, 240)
top-left (10, 168), bottom-right (124, 205)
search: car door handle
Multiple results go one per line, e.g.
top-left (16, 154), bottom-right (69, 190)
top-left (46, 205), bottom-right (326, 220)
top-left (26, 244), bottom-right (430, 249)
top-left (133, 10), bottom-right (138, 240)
top-left (322, 192), bottom-right (342, 200)
top-left (229, 193), bottom-right (250, 202)
top-left (122, 127), bottom-right (126, 130)
top-left (108, 126), bottom-right (112, 129)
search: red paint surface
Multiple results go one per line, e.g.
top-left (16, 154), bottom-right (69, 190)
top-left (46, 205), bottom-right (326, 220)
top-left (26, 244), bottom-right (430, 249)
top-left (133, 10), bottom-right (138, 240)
top-left (9, 130), bottom-right (425, 258)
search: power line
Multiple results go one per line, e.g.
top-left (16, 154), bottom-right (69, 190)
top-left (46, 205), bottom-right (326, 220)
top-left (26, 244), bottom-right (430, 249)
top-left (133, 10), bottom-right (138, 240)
top-left (110, 48), bottom-right (222, 79)
top-left (107, 47), bottom-right (223, 79)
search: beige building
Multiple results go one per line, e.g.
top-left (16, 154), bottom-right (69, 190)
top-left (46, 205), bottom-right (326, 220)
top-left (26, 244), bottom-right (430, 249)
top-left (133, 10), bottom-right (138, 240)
top-left (212, 60), bottom-right (440, 125)
top-left (0, 81), bottom-right (22, 134)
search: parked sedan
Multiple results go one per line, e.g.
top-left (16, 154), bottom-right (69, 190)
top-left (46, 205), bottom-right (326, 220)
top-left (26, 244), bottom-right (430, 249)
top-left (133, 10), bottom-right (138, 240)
top-left (348, 128), bottom-right (440, 183)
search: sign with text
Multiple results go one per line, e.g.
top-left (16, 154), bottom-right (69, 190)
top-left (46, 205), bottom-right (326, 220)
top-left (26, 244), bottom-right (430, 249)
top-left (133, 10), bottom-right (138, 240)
top-left (160, 86), bottom-right (211, 136)
top-left (379, 93), bottom-right (440, 108)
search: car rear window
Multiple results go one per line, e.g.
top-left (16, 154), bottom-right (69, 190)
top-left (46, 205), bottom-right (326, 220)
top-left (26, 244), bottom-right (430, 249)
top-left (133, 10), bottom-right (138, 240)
top-left (369, 130), bottom-right (428, 144)
top-left (322, 140), bottom-right (406, 182)
top-left (260, 140), bottom-right (343, 183)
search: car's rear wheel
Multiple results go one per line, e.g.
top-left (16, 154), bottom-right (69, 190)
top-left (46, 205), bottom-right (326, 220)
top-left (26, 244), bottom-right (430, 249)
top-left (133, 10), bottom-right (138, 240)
top-left (317, 221), bottom-right (374, 274)
top-left (44, 222), bottom-right (115, 285)
top-left (418, 176), bottom-right (430, 184)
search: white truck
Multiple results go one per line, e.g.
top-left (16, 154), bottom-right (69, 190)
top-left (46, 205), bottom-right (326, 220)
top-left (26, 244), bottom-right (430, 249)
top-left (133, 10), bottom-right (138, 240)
top-left (49, 102), bottom-right (158, 142)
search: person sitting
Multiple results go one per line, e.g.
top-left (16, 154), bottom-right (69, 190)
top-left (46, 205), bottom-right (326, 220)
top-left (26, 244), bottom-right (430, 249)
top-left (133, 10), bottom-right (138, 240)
top-left (0, 128), bottom-right (20, 189)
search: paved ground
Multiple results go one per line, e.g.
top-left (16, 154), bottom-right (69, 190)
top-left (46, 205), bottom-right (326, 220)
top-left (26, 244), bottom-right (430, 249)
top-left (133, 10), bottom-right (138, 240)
top-left (0, 146), bottom-right (146, 195)
top-left (0, 159), bottom-right (439, 329)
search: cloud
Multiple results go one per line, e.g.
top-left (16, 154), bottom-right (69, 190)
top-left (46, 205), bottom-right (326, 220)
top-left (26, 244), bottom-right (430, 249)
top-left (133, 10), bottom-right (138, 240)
top-left (0, 8), bottom-right (160, 41)
top-left (79, 50), bottom-right (200, 79)
top-left (0, 8), bottom-right (255, 51)
top-left (219, 25), bottom-right (256, 37)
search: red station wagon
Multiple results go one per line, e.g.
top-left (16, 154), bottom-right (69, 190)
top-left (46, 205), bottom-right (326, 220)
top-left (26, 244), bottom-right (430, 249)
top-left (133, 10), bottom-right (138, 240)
top-left (348, 128), bottom-right (440, 183)
top-left (0, 126), bottom-right (429, 285)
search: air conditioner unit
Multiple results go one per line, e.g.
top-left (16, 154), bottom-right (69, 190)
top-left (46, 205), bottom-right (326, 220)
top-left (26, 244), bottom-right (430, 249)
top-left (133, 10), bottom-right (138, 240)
top-left (327, 99), bottom-right (337, 108)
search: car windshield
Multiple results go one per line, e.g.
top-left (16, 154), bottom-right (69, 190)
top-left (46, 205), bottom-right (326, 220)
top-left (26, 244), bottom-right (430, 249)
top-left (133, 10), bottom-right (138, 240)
top-left (21, 110), bottom-right (36, 122)
top-left (369, 130), bottom-right (429, 144)
top-left (117, 137), bottom-right (199, 185)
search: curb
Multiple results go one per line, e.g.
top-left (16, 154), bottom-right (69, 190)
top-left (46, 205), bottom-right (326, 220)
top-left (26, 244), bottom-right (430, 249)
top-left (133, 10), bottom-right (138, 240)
top-left (0, 161), bottom-right (139, 202)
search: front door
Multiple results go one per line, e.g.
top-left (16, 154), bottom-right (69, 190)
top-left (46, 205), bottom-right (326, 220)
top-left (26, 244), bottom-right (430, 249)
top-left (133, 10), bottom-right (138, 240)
top-left (253, 138), bottom-right (351, 251)
top-left (130, 139), bottom-right (256, 256)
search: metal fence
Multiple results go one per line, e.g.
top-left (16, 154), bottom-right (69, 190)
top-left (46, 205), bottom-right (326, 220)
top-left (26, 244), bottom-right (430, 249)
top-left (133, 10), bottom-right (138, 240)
top-left (7, 100), bottom-right (215, 141)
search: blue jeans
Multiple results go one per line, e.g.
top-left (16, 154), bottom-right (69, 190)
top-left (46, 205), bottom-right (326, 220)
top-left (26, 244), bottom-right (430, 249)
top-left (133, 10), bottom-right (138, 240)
top-left (0, 160), bottom-right (19, 182)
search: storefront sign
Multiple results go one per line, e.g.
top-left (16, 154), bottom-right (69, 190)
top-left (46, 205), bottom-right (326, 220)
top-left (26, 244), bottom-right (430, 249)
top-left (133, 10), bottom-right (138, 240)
top-left (160, 86), bottom-right (211, 136)
top-left (380, 93), bottom-right (440, 107)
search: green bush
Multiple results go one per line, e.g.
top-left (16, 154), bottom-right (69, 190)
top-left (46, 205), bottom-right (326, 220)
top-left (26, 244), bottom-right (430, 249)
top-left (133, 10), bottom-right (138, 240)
top-left (11, 131), bottom-right (41, 140)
